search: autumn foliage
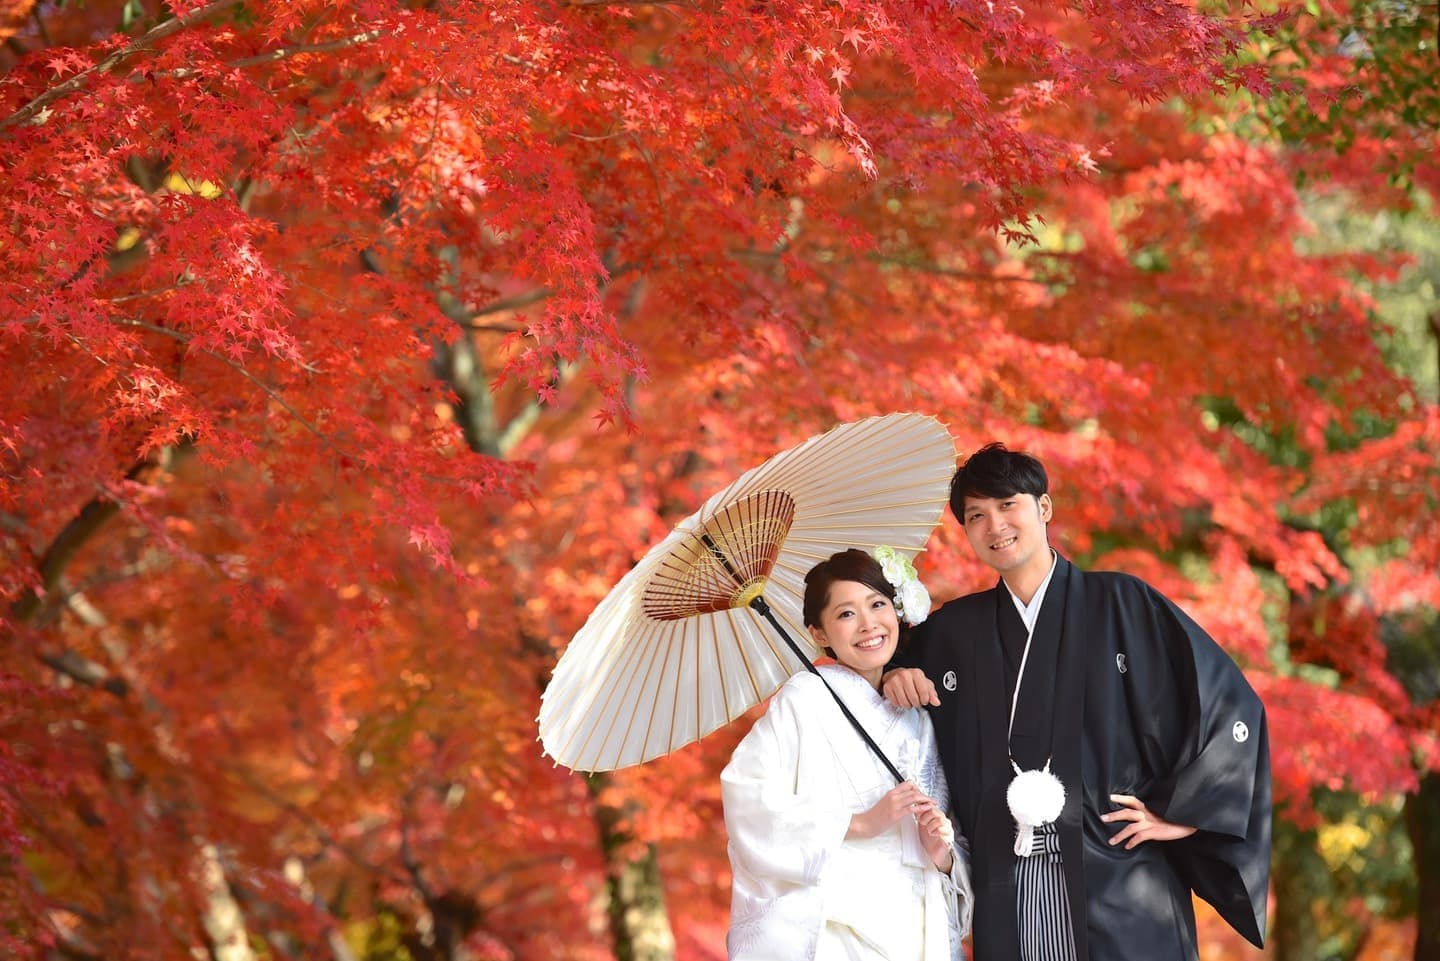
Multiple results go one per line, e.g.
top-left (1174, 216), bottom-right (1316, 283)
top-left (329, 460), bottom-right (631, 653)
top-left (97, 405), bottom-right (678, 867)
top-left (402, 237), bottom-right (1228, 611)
top-left (2, 0), bottom-right (1437, 958)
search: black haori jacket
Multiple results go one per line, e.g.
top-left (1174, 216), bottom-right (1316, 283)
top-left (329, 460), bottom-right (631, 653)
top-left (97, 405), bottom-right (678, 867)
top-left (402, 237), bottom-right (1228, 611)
top-left (896, 554), bottom-right (1270, 961)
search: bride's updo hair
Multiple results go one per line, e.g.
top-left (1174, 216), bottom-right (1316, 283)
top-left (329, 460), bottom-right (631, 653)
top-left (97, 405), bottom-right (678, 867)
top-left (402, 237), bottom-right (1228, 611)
top-left (802, 548), bottom-right (898, 629)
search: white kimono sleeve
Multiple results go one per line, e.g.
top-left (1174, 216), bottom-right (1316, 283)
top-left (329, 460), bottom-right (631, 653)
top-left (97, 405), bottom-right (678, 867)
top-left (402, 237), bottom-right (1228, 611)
top-left (721, 675), bottom-right (852, 887)
top-left (946, 833), bottom-right (975, 943)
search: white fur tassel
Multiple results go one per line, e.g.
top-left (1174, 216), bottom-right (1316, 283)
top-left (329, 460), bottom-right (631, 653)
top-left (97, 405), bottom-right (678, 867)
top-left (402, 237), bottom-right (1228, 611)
top-left (1007, 766), bottom-right (1066, 857)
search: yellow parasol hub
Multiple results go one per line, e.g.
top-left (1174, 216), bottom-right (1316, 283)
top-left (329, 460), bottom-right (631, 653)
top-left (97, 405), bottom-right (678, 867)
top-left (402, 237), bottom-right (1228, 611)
top-left (730, 577), bottom-right (768, 610)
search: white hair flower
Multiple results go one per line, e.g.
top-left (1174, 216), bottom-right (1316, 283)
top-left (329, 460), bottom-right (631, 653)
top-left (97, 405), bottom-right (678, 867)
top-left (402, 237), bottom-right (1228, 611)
top-left (870, 546), bottom-right (932, 626)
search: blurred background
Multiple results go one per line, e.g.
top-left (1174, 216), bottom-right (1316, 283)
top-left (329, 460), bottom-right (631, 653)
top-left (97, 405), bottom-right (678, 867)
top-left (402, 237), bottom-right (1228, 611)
top-left (2, 1), bottom-right (1437, 958)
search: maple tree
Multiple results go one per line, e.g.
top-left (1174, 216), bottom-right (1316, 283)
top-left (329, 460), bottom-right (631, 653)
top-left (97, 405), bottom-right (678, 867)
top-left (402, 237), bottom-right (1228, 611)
top-left (1237, 6), bottom-right (1440, 958)
top-left (2, 0), bottom-right (1438, 959)
top-left (1252, 0), bottom-right (1440, 195)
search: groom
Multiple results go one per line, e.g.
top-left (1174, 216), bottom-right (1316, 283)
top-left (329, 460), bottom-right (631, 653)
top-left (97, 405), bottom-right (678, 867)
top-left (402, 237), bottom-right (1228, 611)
top-left (884, 443), bottom-right (1271, 961)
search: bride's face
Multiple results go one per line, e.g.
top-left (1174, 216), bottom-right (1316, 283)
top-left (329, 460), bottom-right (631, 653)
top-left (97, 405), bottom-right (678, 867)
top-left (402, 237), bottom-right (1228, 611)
top-left (808, 579), bottom-right (900, 680)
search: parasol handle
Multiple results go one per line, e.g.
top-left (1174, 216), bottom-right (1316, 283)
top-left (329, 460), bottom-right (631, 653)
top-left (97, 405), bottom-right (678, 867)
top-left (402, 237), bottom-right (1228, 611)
top-left (700, 533), bottom-right (904, 784)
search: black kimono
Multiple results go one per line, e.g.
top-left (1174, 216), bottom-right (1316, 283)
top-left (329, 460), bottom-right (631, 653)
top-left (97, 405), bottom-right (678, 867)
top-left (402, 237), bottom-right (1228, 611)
top-left (899, 554), bottom-right (1270, 961)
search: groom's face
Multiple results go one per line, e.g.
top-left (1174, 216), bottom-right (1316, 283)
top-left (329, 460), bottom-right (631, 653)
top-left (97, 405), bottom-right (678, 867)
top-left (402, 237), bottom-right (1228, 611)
top-left (960, 492), bottom-right (1052, 575)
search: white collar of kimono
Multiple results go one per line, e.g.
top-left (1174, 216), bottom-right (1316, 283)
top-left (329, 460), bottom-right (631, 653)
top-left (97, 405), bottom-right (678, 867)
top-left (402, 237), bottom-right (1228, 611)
top-left (1004, 549), bottom-right (1058, 738)
top-left (816, 664), bottom-right (909, 739)
top-left (1005, 549), bottom-right (1058, 633)
top-left (819, 663), bottom-right (901, 713)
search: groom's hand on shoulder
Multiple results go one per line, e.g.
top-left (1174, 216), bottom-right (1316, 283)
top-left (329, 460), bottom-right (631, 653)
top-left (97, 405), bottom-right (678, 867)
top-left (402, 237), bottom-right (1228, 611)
top-left (882, 668), bottom-right (940, 708)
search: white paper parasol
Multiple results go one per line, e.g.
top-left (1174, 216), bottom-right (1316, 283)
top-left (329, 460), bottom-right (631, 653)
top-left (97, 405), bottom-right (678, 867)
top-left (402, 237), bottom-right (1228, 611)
top-left (537, 412), bottom-right (956, 772)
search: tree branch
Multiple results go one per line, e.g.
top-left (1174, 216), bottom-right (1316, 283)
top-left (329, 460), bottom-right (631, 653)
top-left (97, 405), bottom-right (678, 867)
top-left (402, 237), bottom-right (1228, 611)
top-left (866, 253), bottom-right (1050, 285)
top-left (228, 30), bottom-right (382, 69)
top-left (39, 649), bottom-right (130, 697)
top-left (1, 0), bottom-right (244, 130)
top-left (113, 317), bottom-right (320, 373)
top-left (10, 443), bottom-right (187, 625)
top-left (468, 287), bottom-right (553, 319)
top-left (459, 260), bottom-right (636, 325)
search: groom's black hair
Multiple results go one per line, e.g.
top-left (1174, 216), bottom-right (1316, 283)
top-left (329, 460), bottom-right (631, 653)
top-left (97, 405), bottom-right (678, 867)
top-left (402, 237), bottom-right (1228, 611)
top-left (949, 442), bottom-right (1048, 518)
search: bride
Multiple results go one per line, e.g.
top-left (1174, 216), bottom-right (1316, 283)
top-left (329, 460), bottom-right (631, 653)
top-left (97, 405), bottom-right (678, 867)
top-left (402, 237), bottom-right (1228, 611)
top-left (722, 548), bottom-right (972, 960)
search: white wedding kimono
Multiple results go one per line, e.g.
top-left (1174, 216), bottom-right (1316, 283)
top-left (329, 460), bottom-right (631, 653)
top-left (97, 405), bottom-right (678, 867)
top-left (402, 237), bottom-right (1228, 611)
top-left (722, 665), bottom-right (973, 961)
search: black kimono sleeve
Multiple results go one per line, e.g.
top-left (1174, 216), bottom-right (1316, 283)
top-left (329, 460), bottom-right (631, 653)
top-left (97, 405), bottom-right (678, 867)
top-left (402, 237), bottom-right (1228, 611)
top-left (1138, 588), bottom-right (1272, 948)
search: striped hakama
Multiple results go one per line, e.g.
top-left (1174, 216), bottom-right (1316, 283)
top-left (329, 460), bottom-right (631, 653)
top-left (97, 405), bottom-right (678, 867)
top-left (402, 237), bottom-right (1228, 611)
top-left (1015, 823), bottom-right (1076, 961)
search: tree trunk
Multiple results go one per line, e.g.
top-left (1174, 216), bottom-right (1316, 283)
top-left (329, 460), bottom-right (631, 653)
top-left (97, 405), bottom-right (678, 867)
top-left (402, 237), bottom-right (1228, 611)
top-left (588, 774), bottom-right (676, 961)
top-left (587, 358), bottom-right (674, 961)
top-left (1269, 820), bottom-right (1326, 961)
top-left (1427, 309), bottom-right (1439, 396)
top-left (198, 843), bottom-right (257, 961)
top-left (1406, 771), bottom-right (1440, 961)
